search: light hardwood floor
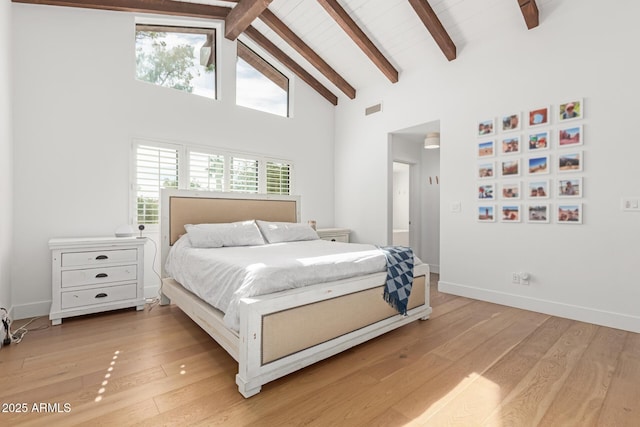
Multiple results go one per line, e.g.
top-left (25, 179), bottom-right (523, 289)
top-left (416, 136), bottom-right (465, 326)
top-left (1, 274), bottom-right (639, 426)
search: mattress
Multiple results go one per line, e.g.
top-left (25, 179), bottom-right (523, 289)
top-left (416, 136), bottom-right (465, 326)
top-left (165, 237), bottom-right (416, 331)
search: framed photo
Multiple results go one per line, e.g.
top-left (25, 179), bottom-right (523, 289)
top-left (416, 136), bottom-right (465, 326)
top-left (501, 113), bottom-right (521, 132)
top-left (557, 177), bottom-right (582, 198)
top-left (478, 140), bottom-right (495, 158)
top-left (501, 204), bottom-right (521, 222)
top-left (501, 136), bottom-right (521, 155)
top-left (557, 203), bottom-right (582, 224)
top-left (478, 183), bottom-right (495, 200)
top-left (478, 205), bottom-right (496, 222)
top-left (558, 125), bottom-right (583, 147)
top-left (527, 204), bottom-right (550, 223)
top-left (501, 158), bottom-right (520, 177)
top-left (478, 118), bottom-right (495, 137)
top-left (558, 99), bottom-right (583, 122)
top-left (528, 155), bottom-right (550, 175)
top-left (558, 152), bottom-right (582, 172)
top-left (501, 182), bottom-right (521, 200)
top-left (478, 162), bottom-right (495, 179)
top-left (528, 106), bottom-right (550, 127)
top-left (528, 179), bottom-right (550, 199)
top-left (528, 130), bottom-right (550, 151)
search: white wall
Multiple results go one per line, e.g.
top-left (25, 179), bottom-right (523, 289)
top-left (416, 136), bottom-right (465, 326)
top-left (0, 0), bottom-right (13, 314)
top-left (335, 0), bottom-right (640, 332)
top-left (11, 4), bottom-right (335, 318)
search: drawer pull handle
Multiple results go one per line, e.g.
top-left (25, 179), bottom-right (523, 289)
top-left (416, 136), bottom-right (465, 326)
top-left (95, 255), bottom-right (109, 260)
top-left (95, 293), bottom-right (108, 299)
top-left (95, 273), bottom-right (108, 278)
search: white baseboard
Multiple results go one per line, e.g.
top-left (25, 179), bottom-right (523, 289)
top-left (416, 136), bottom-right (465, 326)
top-left (438, 280), bottom-right (640, 333)
top-left (12, 300), bottom-right (51, 320)
top-left (428, 264), bottom-right (439, 274)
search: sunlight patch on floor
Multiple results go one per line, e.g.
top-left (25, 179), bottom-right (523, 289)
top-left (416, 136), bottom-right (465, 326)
top-left (94, 350), bottom-right (120, 403)
top-left (404, 373), bottom-right (502, 426)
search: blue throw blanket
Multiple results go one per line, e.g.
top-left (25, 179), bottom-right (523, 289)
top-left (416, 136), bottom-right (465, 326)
top-left (379, 246), bottom-right (414, 315)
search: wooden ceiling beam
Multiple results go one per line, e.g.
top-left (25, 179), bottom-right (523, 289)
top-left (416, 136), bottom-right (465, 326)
top-left (244, 26), bottom-right (338, 105)
top-left (407, 0), bottom-right (456, 61)
top-left (518, 0), bottom-right (539, 29)
top-left (11, 0), bottom-right (230, 20)
top-left (317, 0), bottom-right (398, 83)
top-left (224, 0), bottom-right (272, 40)
top-left (260, 9), bottom-right (356, 99)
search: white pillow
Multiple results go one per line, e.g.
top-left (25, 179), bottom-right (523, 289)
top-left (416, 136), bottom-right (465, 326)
top-left (185, 221), bottom-right (265, 248)
top-left (256, 220), bottom-right (319, 244)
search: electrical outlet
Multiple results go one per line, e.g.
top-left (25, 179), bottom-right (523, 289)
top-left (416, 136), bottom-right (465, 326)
top-left (621, 197), bottom-right (640, 211)
top-left (511, 272), bottom-right (520, 284)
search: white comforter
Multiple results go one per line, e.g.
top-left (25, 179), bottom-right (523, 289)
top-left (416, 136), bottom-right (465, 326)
top-left (165, 237), bottom-right (395, 331)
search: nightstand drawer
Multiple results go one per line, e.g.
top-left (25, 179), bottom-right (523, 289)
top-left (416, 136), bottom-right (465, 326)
top-left (61, 284), bottom-right (137, 309)
top-left (316, 228), bottom-right (351, 243)
top-left (61, 265), bottom-right (137, 288)
top-left (320, 235), bottom-right (349, 243)
top-left (62, 249), bottom-right (137, 267)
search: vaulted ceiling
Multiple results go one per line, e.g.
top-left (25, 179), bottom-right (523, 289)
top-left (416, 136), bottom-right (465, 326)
top-left (13, 0), bottom-right (543, 105)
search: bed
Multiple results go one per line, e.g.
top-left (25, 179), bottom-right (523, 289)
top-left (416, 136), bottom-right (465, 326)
top-left (160, 189), bottom-right (432, 397)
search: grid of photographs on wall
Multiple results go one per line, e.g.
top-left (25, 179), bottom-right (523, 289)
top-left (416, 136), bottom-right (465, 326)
top-left (477, 99), bottom-right (585, 224)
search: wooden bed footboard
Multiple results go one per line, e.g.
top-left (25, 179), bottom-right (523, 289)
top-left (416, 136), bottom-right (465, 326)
top-left (161, 263), bottom-right (431, 398)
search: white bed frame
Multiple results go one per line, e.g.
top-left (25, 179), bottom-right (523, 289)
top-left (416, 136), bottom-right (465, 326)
top-left (160, 189), bottom-right (431, 397)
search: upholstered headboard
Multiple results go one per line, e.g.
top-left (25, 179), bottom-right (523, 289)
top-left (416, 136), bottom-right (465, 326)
top-left (160, 189), bottom-right (300, 276)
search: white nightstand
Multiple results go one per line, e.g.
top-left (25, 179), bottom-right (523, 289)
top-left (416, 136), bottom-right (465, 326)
top-left (316, 228), bottom-right (351, 243)
top-left (49, 236), bottom-right (146, 325)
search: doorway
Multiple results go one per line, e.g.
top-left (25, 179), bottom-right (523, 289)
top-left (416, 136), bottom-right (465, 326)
top-left (388, 120), bottom-right (440, 273)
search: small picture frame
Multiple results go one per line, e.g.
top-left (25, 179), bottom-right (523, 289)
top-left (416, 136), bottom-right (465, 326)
top-left (527, 204), bottom-right (550, 223)
top-left (478, 140), bottom-right (495, 158)
top-left (557, 177), bottom-right (582, 198)
top-left (528, 155), bottom-right (550, 175)
top-left (501, 113), bottom-right (521, 133)
top-left (478, 118), bottom-right (496, 137)
top-left (557, 203), bottom-right (582, 224)
top-left (528, 179), bottom-right (550, 199)
top-left (558, 99), bottom-right (583, 122)
top-left (501, 136), bottom-right (521, 155)
top-left (558, 125), bottom-right (583, 147)
top-left (501, 159), bottom-right (520, 177)
top-left (479, 162), bottom-right (495, 179)
top-left (528, 130), bottom-right (550, 151)
top-left (501, 204), bottom-right (521, 222)
top-left (478, 205), bottom-right (496, 222)
top-left (528, 106), bottom-right (550, 127)
top-left (478, 183), bottom-right (495, 200)
top-left (558, 152), bottom-right (582, 172)
top-left (501, 182), bottom-right (521, 200)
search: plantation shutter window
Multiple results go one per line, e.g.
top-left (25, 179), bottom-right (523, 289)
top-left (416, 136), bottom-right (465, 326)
top-left (133, 141), bottom-right (292, 226)
top-left (189, 151), bottom-right (225, 191)
top-left (230, 157), bottom-right (259, 193)
top-left (266, 161), bottom-right (291, 195)
top-left (135, 145), bottom-right (179, 225)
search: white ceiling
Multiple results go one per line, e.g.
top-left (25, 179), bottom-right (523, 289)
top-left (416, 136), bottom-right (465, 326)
top-left (179, 0), bottom-right (553, 104)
